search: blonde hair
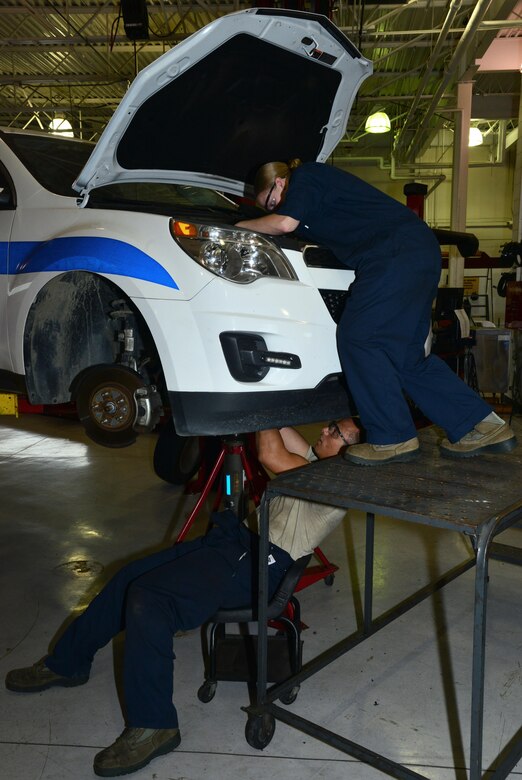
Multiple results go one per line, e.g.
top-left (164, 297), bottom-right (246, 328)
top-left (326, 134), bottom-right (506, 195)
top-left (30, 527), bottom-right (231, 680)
top-left (254, 158), bottom-right (302, 197)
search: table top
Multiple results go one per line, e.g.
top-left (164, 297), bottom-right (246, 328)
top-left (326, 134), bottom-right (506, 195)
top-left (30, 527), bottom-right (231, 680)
top-left (266, 427), bottom-right (522, 535)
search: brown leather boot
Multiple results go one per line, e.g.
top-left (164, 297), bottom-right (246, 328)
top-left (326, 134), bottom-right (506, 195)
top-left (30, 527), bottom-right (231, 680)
top-left (344, 436), bottom-right (420, 466)
top-left (93, 727), bottom-right (181, 777)
top-left (440, 420), bottom-right (517, 458)
top-left (5, 658), bottom-right (89, 692)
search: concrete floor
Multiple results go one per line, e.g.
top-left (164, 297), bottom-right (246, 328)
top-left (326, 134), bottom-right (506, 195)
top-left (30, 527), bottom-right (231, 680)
top-left (1, 412), bottom-right (522, 780)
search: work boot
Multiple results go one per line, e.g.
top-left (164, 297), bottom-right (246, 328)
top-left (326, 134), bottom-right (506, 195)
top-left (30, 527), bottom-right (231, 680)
top-left (93, 727), bottom-right (181, 777)
top-left (440, 418), bottom-right (517, 458)
top-left (5, 658), bottom-right (89, 693)
top-left (343, 437), bottom-right (420, 466)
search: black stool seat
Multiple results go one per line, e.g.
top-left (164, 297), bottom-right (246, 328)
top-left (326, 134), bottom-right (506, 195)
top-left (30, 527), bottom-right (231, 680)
top-left (198, 554), bottom-right (311, 705)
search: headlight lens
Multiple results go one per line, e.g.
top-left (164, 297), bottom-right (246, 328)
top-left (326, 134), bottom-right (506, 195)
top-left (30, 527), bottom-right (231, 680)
top-left (170, 220), bottom-right (297, 284)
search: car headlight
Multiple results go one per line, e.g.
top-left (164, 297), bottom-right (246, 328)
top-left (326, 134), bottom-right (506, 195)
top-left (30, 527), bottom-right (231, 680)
top-left (170, 220), bottom-right (298, 284)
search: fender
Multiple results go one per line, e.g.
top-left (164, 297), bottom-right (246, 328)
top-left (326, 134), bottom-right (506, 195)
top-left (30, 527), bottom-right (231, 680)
top-left (23, 271), bottom-right (158, 405)
top-left (8, 236), bottom-right (179, 290)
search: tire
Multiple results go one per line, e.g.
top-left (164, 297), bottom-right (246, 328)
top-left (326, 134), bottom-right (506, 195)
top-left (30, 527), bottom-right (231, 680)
top-left (75, 365), bottom-right (145, 448)
top-left (153, 418), bottom-right (203, 485)
top-left (463, 351), bottom-right (479, 392)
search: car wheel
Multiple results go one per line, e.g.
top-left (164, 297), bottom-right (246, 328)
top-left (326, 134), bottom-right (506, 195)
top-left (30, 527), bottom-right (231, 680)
top-left (153, 419), bottom-right (204, 485)
top-left (75, 365), bottom-right (146, 448)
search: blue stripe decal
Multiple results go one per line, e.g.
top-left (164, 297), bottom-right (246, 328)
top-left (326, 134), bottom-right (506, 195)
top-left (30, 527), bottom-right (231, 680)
top-left (3, 237), bottom-right (179, 290)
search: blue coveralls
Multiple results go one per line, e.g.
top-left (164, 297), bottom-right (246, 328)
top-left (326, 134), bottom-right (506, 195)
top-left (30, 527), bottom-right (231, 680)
top-left (279, 163), bottom-right (491, 444)
top-left (45, 511), bottom-right (292, 729)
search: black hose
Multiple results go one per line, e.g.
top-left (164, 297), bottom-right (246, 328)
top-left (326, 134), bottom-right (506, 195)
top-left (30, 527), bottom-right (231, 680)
top-left (497, 272), bottom-right (516, 298)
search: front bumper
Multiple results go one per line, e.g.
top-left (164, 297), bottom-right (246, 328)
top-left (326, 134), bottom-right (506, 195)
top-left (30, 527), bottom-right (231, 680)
top-left (169, 373), bottom-right (354, 435)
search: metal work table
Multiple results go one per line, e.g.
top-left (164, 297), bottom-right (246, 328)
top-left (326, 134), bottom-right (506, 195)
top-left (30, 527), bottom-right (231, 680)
top-left (245, 427), bottom-right (522, 780)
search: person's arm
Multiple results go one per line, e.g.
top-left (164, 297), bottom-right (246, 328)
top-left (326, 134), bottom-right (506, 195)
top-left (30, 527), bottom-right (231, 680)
top-left (235, 213), bottom-right (300, 235)
top-left (278, 426), bottom-right (310, 458)
top-left (256, 428), bottom-right (309, 475)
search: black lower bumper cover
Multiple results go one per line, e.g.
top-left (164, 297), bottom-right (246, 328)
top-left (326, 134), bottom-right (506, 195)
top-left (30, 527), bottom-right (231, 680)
top-left (169, 374), bottom-right (354, 436)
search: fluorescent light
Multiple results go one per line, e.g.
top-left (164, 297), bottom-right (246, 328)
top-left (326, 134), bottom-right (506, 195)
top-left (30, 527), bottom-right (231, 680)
top-left (365, 111), bottom-right (391, 134)
top-left (468, 127), bottom-right (483, 147)
top-left (49, 117), bottom-right (74, 137)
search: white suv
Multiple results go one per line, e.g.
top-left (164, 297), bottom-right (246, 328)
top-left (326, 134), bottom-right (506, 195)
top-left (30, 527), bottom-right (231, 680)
top-left (0, 8), bottom-right (371, 447)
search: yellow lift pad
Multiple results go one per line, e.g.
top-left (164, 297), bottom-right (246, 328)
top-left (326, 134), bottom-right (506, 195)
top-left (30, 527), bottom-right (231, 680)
top-left (0, 394), bottom-right (19, 417)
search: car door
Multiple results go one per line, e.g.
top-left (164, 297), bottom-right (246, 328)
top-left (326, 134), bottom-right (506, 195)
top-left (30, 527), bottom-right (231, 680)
top-left (0, 161), bottom-right (16, 373)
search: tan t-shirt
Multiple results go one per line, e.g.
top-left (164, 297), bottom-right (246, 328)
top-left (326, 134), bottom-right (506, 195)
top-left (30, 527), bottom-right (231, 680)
top-left (254, 447), bottom-right (347, 560)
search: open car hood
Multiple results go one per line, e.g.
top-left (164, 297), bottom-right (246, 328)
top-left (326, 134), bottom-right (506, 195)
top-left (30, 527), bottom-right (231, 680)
top-left (74, 8), bottom-right (372, 199)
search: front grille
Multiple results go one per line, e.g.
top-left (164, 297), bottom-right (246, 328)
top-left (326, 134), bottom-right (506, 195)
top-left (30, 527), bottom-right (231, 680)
top-left (319, 289), bottom-right (349, 323)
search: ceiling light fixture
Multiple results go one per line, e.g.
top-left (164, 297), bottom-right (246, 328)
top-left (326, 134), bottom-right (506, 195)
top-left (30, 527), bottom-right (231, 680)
top-left (49, 117), bottom-right (74, 137)
top-left (365, 111), bottom-right (391, 134)
top-left (468, 127), bottom-right (483, 147)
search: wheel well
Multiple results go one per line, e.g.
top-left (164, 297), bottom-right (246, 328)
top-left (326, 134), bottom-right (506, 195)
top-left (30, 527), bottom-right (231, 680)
top-left (24, 271), bottom-right (164, 405)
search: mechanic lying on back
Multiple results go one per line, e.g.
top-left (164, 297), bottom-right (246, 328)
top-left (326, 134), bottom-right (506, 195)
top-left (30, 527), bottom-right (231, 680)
top-left (5, 418), bottom-right (359, 778)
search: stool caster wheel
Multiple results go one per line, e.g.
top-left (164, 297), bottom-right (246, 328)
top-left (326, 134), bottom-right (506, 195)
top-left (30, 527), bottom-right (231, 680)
top-left (279, 685), bottom-right (300, 705)
top-left (245, 713), bottom-right (275, 750)
top-left (324, 574), bottom-right (335, 586)
top-left (197, 680), bottom-right (217, 703)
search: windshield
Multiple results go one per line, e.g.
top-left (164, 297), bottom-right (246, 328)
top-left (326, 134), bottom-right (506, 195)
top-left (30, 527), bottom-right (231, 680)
top-left (2, 130), bottom-right (241, 213)
top-left (3, 131), bottom-right (93, 196)
top-left (88, 181), bottom-right (240, 212)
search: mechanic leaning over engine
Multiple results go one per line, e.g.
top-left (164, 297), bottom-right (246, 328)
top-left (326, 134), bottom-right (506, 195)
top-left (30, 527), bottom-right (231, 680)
top-left (236, 160), bottom-right (517, 465)
top-left (5, 419), bottom-right (359, 778)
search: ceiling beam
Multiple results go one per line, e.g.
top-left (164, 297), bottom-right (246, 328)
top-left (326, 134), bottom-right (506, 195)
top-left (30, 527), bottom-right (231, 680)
top-left (0, 2), bottom-right (244, 13)
top-left (1, 18), bottom-right (519, 51)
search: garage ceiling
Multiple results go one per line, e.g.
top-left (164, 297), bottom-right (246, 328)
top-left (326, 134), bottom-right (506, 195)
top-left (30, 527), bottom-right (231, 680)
top-left (0, 0), bottom-right (520, 166)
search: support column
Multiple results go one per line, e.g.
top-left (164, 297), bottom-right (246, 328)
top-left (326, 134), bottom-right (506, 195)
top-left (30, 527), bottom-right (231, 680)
top-left (513, 74), bottom-right (522, 244)
top-left (449, 78), bottom-right (473, 287)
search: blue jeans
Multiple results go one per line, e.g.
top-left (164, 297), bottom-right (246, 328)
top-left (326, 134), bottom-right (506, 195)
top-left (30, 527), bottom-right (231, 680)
top-left (46, 511), bottom-right (292, 728)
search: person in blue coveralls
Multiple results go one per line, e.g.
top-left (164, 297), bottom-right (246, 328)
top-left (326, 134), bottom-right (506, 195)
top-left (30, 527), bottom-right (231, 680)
top-left (236, 159), bottom-right (517, 465)
top-left (5, 419), bottom-right (359, 778)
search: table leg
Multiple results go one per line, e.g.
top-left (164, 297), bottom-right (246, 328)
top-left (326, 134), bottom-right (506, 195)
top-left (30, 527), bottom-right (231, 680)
top-left (364, 512), bottom-right (375, 634)
top-left (256, 494), bottom-right (270, 705)
top-left (469, 519), bottom-right (494, 780)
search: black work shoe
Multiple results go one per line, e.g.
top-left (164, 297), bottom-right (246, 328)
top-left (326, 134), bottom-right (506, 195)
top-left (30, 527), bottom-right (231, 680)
top-left (5, 658), bottom-right (89, 693)
top-left (93, 727), bottom-right (181, 777)
top-left (440, 420), bottom-right (517, 458)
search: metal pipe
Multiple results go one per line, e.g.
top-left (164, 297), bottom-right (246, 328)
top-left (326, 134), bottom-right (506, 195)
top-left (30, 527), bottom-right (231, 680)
top-left (394, 0), bottom-right (463, 154)
top-left (354, 19), bottom-right (522, 36)
top-left (404, 0), bottom-right (494, 163)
